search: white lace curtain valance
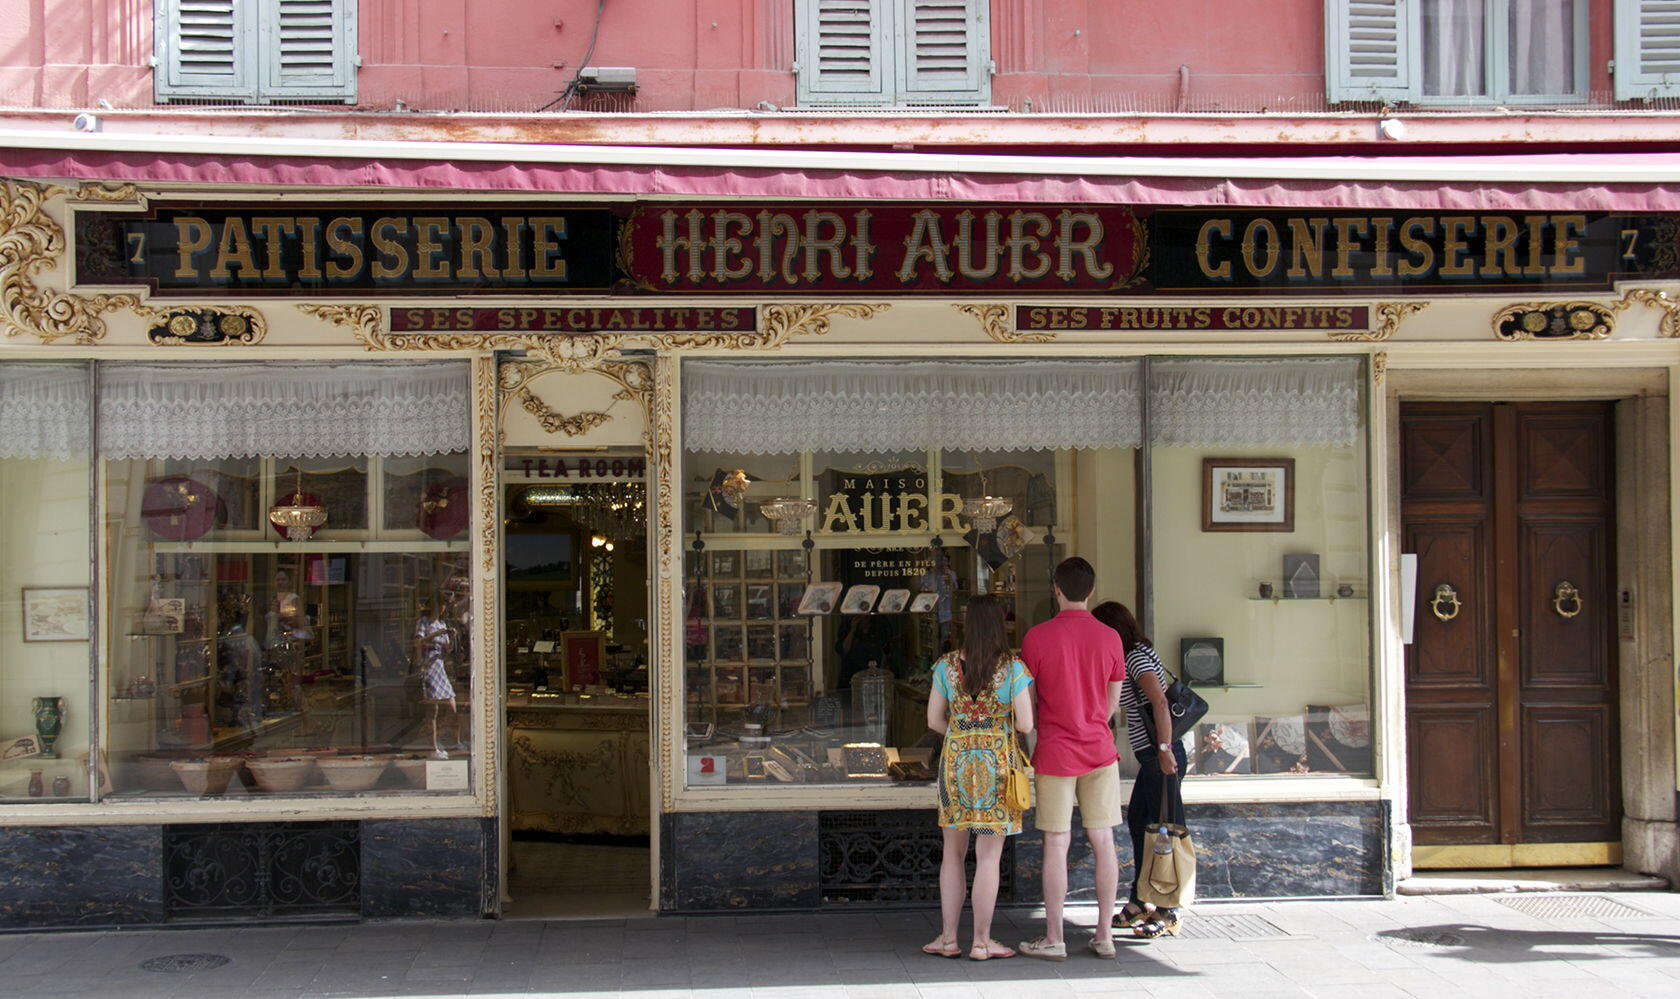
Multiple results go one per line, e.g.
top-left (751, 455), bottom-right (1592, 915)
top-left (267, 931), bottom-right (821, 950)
top-left (683, 357), bottom-right (1362, 454)
top-left (683, 359), bottom-right (1144, 454)
top-left (98, 362), bottom-right (471, 460)
top-left (0, 364), bottom-right (90, 460)
top-left (1150, 358), bottom-right (1362, 448)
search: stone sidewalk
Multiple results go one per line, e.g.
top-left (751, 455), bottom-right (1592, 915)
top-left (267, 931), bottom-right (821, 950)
top-left (3, 891), bottom-right (1679, 999)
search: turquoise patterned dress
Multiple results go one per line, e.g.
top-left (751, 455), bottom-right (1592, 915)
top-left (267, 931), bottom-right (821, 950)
top-left (934, 653), bottom-right (1034, 834)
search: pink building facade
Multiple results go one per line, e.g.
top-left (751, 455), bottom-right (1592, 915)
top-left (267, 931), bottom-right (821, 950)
top-left (1, 2), bottom-right (1678, 928)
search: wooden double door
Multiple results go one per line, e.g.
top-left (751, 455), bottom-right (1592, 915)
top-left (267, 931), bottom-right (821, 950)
top-left (1401, 402), bottom-right (1621, 867)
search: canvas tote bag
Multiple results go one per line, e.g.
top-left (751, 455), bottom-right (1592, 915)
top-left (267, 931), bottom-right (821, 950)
top-left (1137, 772), bottom-right (1196, 908)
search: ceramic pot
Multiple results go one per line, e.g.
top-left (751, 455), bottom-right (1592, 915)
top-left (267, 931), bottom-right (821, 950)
top-left (245, 756), bottom-right (316, 793)
top-left (392, 756), bottom-right (430, 789)
top-left (51, 775), bottom-right (71, 797)
top-left (170, 756), bottom-right (242, 796)
top-left (27, 770), bottom-right (44, 797)
top-left (32, 696), bottom-right (63, 759)
top-left (316, 755), bottom-right (390, 792)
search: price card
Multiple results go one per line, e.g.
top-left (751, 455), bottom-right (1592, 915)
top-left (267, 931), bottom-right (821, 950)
top-left (425, 759), bottom-right (470, 791)
top-left (686, 754), bottom-right (727, 786)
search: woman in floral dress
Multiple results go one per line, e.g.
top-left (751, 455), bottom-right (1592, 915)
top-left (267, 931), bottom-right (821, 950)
top-left (922, 594), bottom-right (1035, 961)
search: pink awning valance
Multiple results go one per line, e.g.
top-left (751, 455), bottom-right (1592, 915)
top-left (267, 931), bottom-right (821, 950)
top-left (4, 137), bottom-right (1680, 211)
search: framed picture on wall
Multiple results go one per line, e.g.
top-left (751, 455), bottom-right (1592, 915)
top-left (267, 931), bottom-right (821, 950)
top-left (22, 587), bottom-right (89, 642)
top-left (1202, 458), bottom-right (1294, 532)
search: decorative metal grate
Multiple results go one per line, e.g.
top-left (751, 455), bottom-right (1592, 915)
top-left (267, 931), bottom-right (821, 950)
top-left (818, 810), bottom-right (1012, 904)
top-left (165, 822), bottom-right (360, 920)
top-left (1494, 894), bottom-right (1658, 919)
top-left (1176, 913), bottom-right (1292, 940)
top-left (140, 954), bottom-right (231, 973)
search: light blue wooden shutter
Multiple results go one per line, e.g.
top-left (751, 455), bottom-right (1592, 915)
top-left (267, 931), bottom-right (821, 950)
top-left (1615, 0), bottom-right (1680, 100)
top-left (155, 0), bottom-right (255, 101)
top-left (897, 0), bottom-right (990, 104)
top-left (1325, 0), bottom-right (1418, 103)
top-left (796, 0), bottom-right (891, 104)
top-left (260, 0), bottom-right (357, 101)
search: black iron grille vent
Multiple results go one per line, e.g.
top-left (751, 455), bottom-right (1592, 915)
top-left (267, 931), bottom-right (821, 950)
top-left (819, 810), bottom-right (1013, 904)
top-left (165, 821), bottom-right (360, 920)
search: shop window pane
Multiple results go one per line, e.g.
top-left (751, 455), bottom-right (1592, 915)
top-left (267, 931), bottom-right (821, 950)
top-left (0, 363), bottom-right (93, 802)
top-left (383, 453), bottom-right (471, 537)
top-left (100, 362), bottom-right (473, 798)
top-left (1147, 358), bottom-right (1372, 778)
top-left (684, 451), bottom-right (800, 535)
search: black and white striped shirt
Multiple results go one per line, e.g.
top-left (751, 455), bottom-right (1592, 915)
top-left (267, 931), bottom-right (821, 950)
top-left (1121, 642), bottom-right (1168, 755)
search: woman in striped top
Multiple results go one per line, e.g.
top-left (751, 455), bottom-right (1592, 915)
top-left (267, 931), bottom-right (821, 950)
top-left (1093, 601), bottom-right (1188, 939)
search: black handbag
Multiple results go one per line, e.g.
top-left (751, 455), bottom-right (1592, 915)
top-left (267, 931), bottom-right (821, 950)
top-left (1141, 664), bottom-right (1210, 744)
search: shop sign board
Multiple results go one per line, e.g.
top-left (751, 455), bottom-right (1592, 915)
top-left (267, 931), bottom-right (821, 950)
top-left (76, 201), bottom-right (1678, 299)
top-left (390, 306), bottom-right (754, 332)
top-left (504, 455), bottom-right (648, 480)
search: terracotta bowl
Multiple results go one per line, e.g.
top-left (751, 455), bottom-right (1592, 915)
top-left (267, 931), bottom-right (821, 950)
top-left (246, 756), bottom-right (316, 793)
top-left (391, 756), bottom-right (430, 789)
top-left (170, 756), bottom-right (243, 796)
top-left (316, 755), bottom-right (390, 792)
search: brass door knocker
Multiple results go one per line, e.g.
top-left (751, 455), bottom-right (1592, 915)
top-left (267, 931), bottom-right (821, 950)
top-left (1431, 583), bottom-right (1461, 622)
top-left (1553, 580), bottom-right (1582, 619)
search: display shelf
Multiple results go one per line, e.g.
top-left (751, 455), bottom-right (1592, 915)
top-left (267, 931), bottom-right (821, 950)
top-left (1188, 683), bottom-right (1264, 689)
top-left (1249, 595), bottom-right (1367, 603)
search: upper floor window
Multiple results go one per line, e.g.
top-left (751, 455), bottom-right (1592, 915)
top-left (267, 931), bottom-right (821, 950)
top-left (794, 0), bottom-right (991, 107)
top-left (155, 0), bottom-right (358, 105)
top-left (1327, 0), bottom-right (1680, 105)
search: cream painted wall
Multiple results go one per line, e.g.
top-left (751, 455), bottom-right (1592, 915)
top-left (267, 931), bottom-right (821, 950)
top-left (1149, 444), bottom-right (1371, 764)
top-left (1072, 448), bottom-right (1139, 612)
top-left (0, 457), bottom-right (92, 798)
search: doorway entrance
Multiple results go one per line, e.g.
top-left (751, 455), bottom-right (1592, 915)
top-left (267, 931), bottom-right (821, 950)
top-left (1401, 402), bottom-right (1621, 868)
top-left (501, 451), bottom-right (653, 917)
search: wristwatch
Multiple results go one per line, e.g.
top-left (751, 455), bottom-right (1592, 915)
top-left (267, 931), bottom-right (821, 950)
top-left (1157, 742), bottom-right (1172, 753)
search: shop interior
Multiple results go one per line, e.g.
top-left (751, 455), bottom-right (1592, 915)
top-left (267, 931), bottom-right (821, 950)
top-left (502, 453), bottom-right (651, 918)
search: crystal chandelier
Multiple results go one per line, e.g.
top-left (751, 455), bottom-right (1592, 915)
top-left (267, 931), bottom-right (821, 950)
top-left (960, 495), bottom-right (1012, 535)
top-left (758, 497), bottom-right (817, 535)
top-left (269, 467), bottom-right (326, 541)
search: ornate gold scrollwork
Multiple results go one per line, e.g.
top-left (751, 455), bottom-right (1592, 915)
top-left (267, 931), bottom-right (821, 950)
top-left (1372, 351), bottom-right (1388, 386)
top-left (1612, 287), bottom-right (1680, 338)
top-left (1493, 302), bottom-right (1613, 341)
top-left (955, 303), bottom-right (1055, 343)
top-left (1431, 583), bottom-right (1462, 623)
top-left (1329, 301), bottom-right (1429, 343)
top-left (515, 388), bottom-right (618, 437)
top-left (140, 305), bottom-right (267, 345)
top-left (1553, 580), bottom-right (1582, 619)
top-left (0, 179), bottom-right (140, 343)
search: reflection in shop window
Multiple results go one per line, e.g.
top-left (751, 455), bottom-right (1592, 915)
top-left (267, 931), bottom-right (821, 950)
top-left (679, 356), bottom-right (1373, 790)
top-left (99, 362), bottom-right (474, 798)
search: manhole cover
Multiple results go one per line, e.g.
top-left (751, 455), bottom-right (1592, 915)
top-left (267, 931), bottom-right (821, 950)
top-left (1177, 913), bottom-right (1292, 940)
top-left (1495, 894), bottom-right (1656, 920)
top-left (140, 954), bottom-right (231, 973)
top-left (1379, 928), bottom-right (1465, 950)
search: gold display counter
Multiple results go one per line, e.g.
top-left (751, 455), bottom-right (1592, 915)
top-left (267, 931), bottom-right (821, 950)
top-left (506, 693), bottom-right (650, 836)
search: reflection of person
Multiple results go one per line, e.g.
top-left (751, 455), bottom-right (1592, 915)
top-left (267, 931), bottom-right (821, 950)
top-left (922, 594), bottom-right (1034, 962)
top-left (264, 569), bottom-right (313, 649)
top-left (1017, 557), bottom-right (1127, 961)
top-left (414, 594), bottom-right (456, 759)
top-left (1093, 601), bottom-right (1187, 940)
top-left (835, 615), bottom-right (885, 691)
top-left (217, 594), bottom-right (262, 728)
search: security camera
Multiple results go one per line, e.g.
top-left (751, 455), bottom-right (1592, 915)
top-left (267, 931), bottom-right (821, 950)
top-left (72, 113), bottom-right (101, 132)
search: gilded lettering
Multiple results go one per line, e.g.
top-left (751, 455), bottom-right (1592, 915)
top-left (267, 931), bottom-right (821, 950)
top-left (174, 216), bottom-right (212, 279)
top-left (1196, 219), bottom-right (1233, 279)
top-left (1056, 210), bottom-right (1112, 281)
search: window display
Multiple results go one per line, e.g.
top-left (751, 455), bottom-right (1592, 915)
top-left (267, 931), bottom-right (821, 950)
top-left (679, 355), bottom-right (1372, 791)
top-left (0, 363), bottom-right (93, 802)
top-left (100, 361), bottom-right (474, 797)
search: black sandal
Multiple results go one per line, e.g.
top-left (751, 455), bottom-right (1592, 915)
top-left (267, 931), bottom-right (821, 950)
top-left (1113, 901), bottom-right (1153, 929)
top-left (1134, 913), bottom-right (1182, 939)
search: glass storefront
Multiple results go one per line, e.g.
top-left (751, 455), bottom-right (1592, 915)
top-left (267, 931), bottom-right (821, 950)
top-left (1, 359), bottom-right (475, 802)
top-left (679, 356), bottom-right (1372, 789)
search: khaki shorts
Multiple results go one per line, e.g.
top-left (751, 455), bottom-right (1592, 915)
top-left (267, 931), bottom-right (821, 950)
top-left (1035, 761), bottom-right (1123, 832)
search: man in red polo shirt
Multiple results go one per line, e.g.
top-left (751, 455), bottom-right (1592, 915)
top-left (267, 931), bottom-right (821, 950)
top-left (1017, 556), bottom-right (1126, 960)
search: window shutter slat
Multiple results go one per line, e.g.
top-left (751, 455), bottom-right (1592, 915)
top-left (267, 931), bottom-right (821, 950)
top-left (259, 0), bottom-right (358, 101)
top-left (897, 0), bottom-right (989, 102)
top-left (797, 0), bottom-right (891, 103)
top-left (1615, 0), bottom-right (1680, 100)
top-left (156, 0), bottom-right (253, 100)
top-left (1325, 0), bottom-right (1417, 103)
